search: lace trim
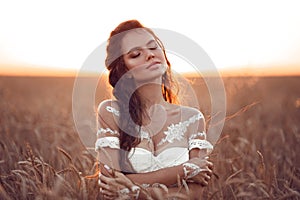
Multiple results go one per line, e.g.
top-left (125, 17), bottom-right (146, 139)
top-left (183, 162), bottom-right (203, 179)
top-left (104, 107), bottom-right (206, 147)
top-left (189, 131), bottom-right (207, 140)
top-left (141, 183), bottom-right (150, 188)
top-left (95, 137), bottom-right (120, 151)
top-left (140, 130), bottom-right (151, 141)
top-left (188, 139), bottom-right (213, 151)
top-left (97, 128), bottom-right (119, 136)
top-left (158, 113), bottom-right (204, 146)
top-left (106, 106), bottom-right (120, 116)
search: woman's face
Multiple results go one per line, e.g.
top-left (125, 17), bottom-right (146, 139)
top-left (121, 29), bottom-right (167, 82)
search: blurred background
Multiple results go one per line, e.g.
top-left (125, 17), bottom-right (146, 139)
top-left (0, 0), bottom-right (300, 76)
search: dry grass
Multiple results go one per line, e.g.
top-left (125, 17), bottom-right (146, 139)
top-left (0, 75), bottom-right (299, 199)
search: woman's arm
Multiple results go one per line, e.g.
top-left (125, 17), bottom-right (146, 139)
top-left (98, 155), bottom-right (212, 186)
top-left (97, 104), bottom-right (214, 198)
top-left (125, 157), bottom-right (212, 186)
top-left (97, 101), bottom-right (212, 185)
top-left (99, 166), bottom-right (208, 200)
top-left (126, 111), bottom-right (213, 186)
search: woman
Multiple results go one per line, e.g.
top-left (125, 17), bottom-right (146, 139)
top-left (95, 20), bottom-right (214, 199)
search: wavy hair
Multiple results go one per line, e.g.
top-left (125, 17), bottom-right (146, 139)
top-left (105, 19), bottom-right (179, 172)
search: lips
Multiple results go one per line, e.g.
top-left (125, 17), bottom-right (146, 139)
top-left (146, 61), bottom-right (161, 69)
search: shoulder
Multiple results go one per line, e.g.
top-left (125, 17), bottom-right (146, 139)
top-left (97, 99), bottom-right (120, 123)
top-left (178, 105), bottom-right (205, 129)
top-left (176, 105), bottom-right (206, 131)
top-left (178, 105), bottom-right (204, 119)
top-left (97, 99), bottom-right (119, 115)
top-left (167, 103), bottom-right (205, 123)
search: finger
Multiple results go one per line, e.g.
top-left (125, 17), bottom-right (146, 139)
top-left (102, 188), bottom-right (117, 197)
top-left (98, 181), bottom-right (115, 192)
top-left (204, 160), bottom-right (213, 167)
top-left (104, 165), bottom-right (126, 183)
top-left (208, 164), bottom-right (213, 171)
top-left (195, 177), bottom-right (209, 186)
top-left (194, 171), bottom-right (211, 183)
top-left (102, 193), bottom-right (115, 200)
top-left (108, 170), bottom-right (134, 188)
top-left (115, 174), bottom-right (133, 187)
top-left (200, 180), bottom-right (209, 187)
top-left (99, 189), bottom-right (108, 200)
top-left (201, 166), bottom-right (212, 175)
top-left (100, 173), bottom-right (128, 190)
top-left (103, 164), bottom-right (116, 177)
top-left (99, 174), bottom-right (114, 184)
top-left (203, 173), bottom-right (211, 181)
top-left (99, 187), bottom-right (118, 199)
top-left (199, 176), bottom-right (209, 186)
top-left (196, 167), bottom-right (211, 177)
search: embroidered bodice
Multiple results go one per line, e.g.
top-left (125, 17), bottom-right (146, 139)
top-left (95, 105), bottom-right (213, 173)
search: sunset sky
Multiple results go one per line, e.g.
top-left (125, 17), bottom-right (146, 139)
top-left (0, 0), bottom-right (299, 76)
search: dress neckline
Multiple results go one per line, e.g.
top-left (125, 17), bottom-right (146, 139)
top-left (105, 105), bottom-right (203, 150)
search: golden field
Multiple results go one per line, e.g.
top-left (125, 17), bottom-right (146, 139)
top-left (0, 75), bottom-right (299, 199)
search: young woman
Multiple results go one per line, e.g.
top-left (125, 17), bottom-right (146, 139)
top-left (95, 20), bottom-right (214, 199)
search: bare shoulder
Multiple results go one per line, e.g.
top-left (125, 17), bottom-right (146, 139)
top-left (97, 99), bottom-right (119, 113)
top-left (178, 105), bottom-right (204, 118)
top-left (97, 99), bottom-right (120, 124)
top-left (178, 105), bottom-right (206, 130)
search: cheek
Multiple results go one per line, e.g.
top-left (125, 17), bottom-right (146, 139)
top-left (124, 58), bottom-right (144, 70)
top-left (124, 59), bottom-right (135, 70)
top-left (157, 51), bottom-right (167, 63)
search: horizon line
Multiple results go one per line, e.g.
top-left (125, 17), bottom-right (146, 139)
top-left (1, 64), bottom-right (300, 77)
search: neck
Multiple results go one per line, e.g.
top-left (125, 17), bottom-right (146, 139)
top-left (137, 83), bottom-right (170, 129)
top-left (137, 83), bottom-right (167, 108)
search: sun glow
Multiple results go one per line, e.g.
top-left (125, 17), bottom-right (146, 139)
top-left (0, 0), bottom-right (299, 76)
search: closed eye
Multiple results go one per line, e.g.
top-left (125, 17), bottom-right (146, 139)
top-left (130, 51), bottom-right (140, 58)
top-left (149, 45), bottom-right (157, 50)
top-left (126, 40), bottom-right (159, 59)
top-left (147, 40), bottom-right (158, 50)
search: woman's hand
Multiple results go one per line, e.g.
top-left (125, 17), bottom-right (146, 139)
top-left (98, 173), bottom-right (123, 199)
top-left (98, 165), bottom-right (139, 200)
top-left (183, 157), bottom-right (213, 186)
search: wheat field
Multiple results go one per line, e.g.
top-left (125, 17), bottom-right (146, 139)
top-left (0, 75), bottom-right (299, 199)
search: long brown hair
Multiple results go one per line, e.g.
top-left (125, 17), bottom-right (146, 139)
top-left (105, 19), bottom-right (179, 172)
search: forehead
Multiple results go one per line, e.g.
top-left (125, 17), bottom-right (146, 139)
top-left (121, 29), bottom-right (155, 53)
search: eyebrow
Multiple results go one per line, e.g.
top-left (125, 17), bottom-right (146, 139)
top-left (126, 39), bottom-right (156, 54)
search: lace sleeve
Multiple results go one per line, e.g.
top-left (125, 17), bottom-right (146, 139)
top-left (95, 124), bottom-right (120, 150)
top-left (95, 137), bottom-right (120, 150)
top-left (96, 100), bottom-right (121, 170)
top-left (187, 111), bottom-right (213, 154)
top-left (96, 101), bottom-right (120, 150)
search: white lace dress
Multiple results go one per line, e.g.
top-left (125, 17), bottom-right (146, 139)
top-left (95, 104), bottom-right (213, 173)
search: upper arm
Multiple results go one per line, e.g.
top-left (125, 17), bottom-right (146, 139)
top-left (186, 109), bottom-right (213, 159)
top-left (97, 99), bottom-right (120, 130)
top-left (96, 100), bottom-right (121, 171)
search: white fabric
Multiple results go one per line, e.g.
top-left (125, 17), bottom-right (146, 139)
top-left (95, 137), bottom-right (120, 150)
top-left (128, 147), bottom-right (189, 173)
top-left (106, 106), bottom-right (120, 116)
top-left (189, 131), bottom-right (206, 140)
top-left (158, 113), bottom-right (204, 146)
top-left (97, 106), bottom-right (213, 173)
top-left (104, 105), bottom-right (204, 147)
top-left (97, 127), bottom-right (119, 136)
top-left (188, 139), bottom-right (213, 151)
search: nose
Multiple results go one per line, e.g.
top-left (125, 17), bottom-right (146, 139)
top-left (145, 49), bottom-right (155, 61)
